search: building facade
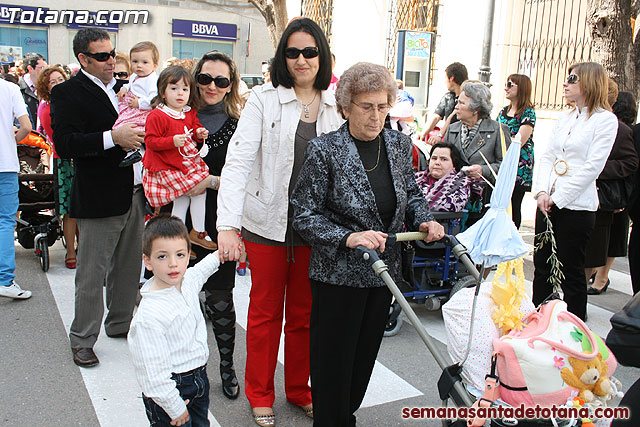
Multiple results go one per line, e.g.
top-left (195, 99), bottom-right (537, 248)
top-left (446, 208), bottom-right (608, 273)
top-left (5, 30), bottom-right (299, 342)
top-left (0, 0), bottom-right (273, 74)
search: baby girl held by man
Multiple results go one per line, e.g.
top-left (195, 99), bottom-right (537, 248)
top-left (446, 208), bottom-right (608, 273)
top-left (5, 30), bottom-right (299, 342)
top-left (113, 41), bottom-right (160, 167)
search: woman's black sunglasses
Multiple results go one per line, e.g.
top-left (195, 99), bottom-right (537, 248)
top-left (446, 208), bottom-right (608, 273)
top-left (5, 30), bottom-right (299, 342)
top-left (83, 49), bottom-right (116, 62)
top-left (196, 73), bottom-right (231, 88)
top-left (505, 81), bottom-right (517, 89)
top-left (284, 46), bottom-right (319, 59)
top-left (113, 71), bottom-right (129, 79)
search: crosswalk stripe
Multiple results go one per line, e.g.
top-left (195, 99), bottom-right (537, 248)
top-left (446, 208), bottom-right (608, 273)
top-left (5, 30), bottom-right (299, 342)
top-left (45, 247), bottom-right (221, 427)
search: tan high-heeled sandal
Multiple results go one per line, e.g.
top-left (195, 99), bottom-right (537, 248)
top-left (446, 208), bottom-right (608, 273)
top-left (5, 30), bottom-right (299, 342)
top-left (252, 407), bottom-right (275, 427)
top-left (299, 403), bottom-right (313, 419)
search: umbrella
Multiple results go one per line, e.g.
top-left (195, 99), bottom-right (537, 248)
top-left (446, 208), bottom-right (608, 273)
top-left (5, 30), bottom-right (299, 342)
top-left (456, 140), bottom-right (529, 266)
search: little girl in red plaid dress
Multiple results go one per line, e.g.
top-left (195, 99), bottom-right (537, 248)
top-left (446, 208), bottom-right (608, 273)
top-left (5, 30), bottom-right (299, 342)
top-left (142, 66), bottom-right (216, 250)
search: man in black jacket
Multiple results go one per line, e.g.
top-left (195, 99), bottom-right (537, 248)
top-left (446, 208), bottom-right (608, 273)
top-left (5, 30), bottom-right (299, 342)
top-left (51, 28), bottom-right (145, 367)
top-left (19, 52), bottom-right (47, 127)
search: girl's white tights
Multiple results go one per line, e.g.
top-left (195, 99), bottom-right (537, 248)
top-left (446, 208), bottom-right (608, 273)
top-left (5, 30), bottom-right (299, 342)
top-left (172, 193), bottom-right (210, 240)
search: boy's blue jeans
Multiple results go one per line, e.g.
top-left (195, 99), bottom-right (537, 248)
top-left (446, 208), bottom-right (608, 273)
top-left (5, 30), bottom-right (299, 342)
top-left (0, 173), bottom-right (18, 286)
top-left (142, 365), bottom-right (210, 427)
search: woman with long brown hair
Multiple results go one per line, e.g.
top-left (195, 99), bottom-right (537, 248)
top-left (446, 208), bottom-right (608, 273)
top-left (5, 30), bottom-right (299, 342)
top-left (497, 73), bottom-right (535, 229)
top-left (532, 62), bottom-right (618, 320)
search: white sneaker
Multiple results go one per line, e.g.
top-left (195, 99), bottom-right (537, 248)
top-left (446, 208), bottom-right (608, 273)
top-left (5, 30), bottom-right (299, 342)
top-left (0, 282), bottom-right (32, 299)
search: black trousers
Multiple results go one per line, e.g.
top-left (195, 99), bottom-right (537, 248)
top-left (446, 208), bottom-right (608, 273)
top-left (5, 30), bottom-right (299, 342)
top-left (511, 184), bottom-right (527, 229)
top-left (532, 206), bottom-right (595, 320)
top-left (310, 280), bottom-right (392, 427)
top-left (629, 221), bottom-right (640, 295)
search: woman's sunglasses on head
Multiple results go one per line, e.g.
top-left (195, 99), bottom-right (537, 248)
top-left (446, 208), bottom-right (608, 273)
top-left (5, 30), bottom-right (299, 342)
top-left (284, 46), bottom-right (319, 59)
top-left (113, 71), bottom-right (129, 79)
top-left (83, 49), bottom-right (116, 62)
top-left (196, 73), bottom-right (231, 88)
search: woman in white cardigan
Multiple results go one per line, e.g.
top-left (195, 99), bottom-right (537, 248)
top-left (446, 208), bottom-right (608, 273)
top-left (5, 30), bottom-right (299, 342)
top-left (532, 62), bottom-right (618, 320)
top-left (215, 18), bottom-right (343, 426)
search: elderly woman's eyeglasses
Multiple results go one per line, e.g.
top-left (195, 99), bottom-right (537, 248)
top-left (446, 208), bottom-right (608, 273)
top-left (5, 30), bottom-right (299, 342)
top-left (566, 74), bottom-right (580, 84)
top-left (505, 81), bottom-right (517, 89)
top-left (284, 46), bottom-right (319, 59)
top-left (351, 101), bottom-right (391, 115)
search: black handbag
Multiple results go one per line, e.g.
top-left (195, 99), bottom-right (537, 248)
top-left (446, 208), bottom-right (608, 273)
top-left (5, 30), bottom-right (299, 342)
top-left (597, 175), bottom-right (635, 211)
top-left (605, 292), bottom-right (640, 368)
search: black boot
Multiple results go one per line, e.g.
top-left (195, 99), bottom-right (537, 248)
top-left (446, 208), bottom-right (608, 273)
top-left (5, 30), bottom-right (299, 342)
top-left (206, 290), bottom-right (239, 399)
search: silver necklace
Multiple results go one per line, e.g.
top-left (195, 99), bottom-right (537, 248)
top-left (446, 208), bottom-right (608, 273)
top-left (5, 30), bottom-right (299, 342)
top-left (302, 91), bottom-right (318, 119)
top-left (363, 135), bottom-right (381, 172)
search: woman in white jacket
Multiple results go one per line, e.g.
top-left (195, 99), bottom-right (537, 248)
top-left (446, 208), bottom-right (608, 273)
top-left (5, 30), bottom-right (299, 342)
top-left (215, 18), bottom-right (343, 426)
top-left (532, 62), bottom-right (618, 321)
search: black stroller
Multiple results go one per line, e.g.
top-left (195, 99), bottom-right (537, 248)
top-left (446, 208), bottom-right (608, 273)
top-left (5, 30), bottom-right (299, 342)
top-left (15, 133), bottom-right (61, 272)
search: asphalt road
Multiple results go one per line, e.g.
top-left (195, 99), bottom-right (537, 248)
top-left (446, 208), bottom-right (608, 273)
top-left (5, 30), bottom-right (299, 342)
top-left (1, 207), bottom-right (638, 427)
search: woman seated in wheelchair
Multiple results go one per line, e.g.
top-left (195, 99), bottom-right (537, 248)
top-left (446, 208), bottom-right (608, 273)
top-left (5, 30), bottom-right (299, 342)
top-left (415, 142), bottom-right (482, 213)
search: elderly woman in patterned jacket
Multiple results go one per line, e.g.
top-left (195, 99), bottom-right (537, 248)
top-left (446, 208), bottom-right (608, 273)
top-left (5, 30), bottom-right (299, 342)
top-left (291, 62), bottom-right (444, 426)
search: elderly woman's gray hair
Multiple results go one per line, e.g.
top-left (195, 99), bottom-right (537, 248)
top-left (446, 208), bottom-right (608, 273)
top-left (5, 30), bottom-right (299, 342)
top-left (461, 80), bottom-right (493, 119)
top-left (335, 62), bottom-right (397, 118)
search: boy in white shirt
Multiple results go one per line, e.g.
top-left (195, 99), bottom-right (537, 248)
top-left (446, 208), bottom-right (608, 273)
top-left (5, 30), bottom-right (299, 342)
top-left (128, 215), bottom-right (219, 426)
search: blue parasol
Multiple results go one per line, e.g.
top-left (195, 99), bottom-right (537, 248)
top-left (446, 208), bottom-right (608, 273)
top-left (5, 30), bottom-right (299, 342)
top-left (456, 140), bottom-right (529, 265)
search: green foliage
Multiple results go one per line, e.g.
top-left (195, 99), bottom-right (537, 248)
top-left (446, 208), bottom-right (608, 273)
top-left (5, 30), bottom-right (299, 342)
top-left (533, 213), bottom-right (564, 294)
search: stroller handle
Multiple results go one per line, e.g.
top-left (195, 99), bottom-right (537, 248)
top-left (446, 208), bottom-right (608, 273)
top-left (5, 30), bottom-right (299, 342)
top-left (354, 244), bottom-right (475, 408)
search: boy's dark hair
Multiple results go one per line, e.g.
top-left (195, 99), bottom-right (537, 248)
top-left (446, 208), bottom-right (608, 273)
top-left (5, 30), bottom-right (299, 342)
top-left (430, 142), bottom-right (464, 172)
top-left (445, 62), bottom-right (468, 86)
top-left (152, 65), bottom-right (197, 108)
top-left (142, 215), bottom-right (190, 256)
top-left (270, 17), bottom-right (332, 90)
top-left (73, 28), bottom-right (111, 61)
top-left (23, 52), bottom-right (44, 73)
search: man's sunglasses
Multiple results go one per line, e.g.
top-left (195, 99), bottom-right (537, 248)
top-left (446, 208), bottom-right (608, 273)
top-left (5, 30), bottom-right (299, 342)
top-left (113, 71), bottom-right (129, 79)
top-left (566, 73), bottom-right (580, 84)
top-left (196, 73), bottom-right (231, 88)
top-left (82, 49), bottom-right (116, 62)
top-left (284, 46), bottom-right (319, 59)
top-left (505, 81), bottom-right (517, 89)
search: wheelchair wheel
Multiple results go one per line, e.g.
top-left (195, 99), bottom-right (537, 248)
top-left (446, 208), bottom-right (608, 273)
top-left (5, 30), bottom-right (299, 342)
top-left (383, 301), bottom-right (403, 337)
top-left (384, 315), bottom-right (403, 337)
top-left (38, 237), bottom-right (49, 272)
top-left (449, 275), bottom-right (477, 299)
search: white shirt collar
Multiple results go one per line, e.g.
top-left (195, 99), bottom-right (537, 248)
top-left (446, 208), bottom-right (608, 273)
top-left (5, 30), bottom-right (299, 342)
top-left (23, 73), bottom-right (34, 90)
top-left (81, 68), bottom-right (116, 90)
top-left (158, 103), bottom-right (191, 119)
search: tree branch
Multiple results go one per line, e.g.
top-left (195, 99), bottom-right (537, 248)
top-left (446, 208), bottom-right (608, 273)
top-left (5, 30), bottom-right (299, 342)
top-left (248, 0), bottom-right (288, 50)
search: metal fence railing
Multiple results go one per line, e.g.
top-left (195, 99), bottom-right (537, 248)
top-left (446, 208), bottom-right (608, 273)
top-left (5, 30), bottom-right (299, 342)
top-left (518, 0), bottom-right (592, 110)
top-left (385, 0), bottom-right (439, 75)
top-left (302, 0), bottom-right (334, 43)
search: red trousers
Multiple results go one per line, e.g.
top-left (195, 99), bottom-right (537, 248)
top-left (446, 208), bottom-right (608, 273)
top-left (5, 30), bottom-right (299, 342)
top-left (243, 240), bottom-right (312, 408)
